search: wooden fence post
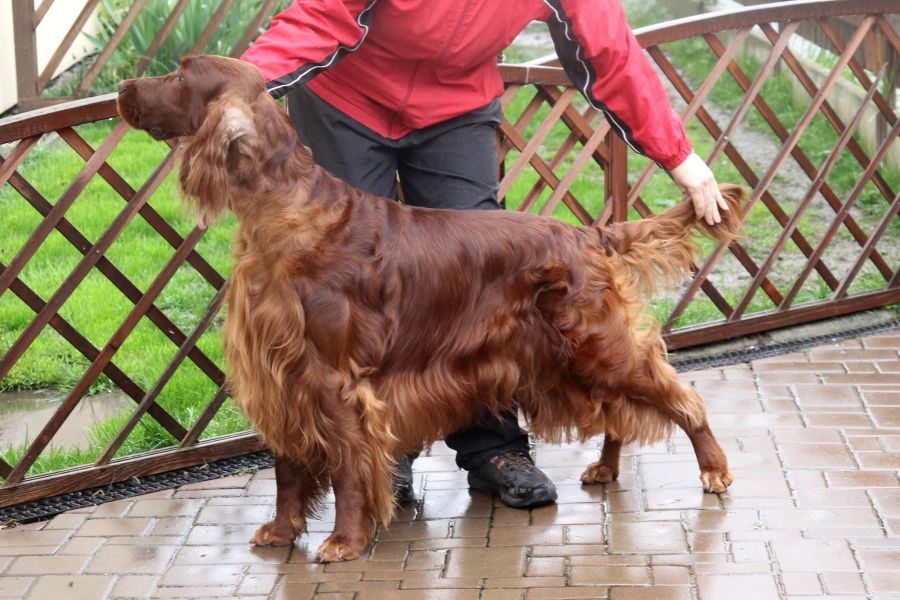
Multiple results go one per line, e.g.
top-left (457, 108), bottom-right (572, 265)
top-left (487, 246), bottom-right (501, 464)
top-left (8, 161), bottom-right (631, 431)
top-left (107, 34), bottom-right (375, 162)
top-left (606, 132), bottom-right (629, 223)
top-left (12, 0), bottom-right (39, 109)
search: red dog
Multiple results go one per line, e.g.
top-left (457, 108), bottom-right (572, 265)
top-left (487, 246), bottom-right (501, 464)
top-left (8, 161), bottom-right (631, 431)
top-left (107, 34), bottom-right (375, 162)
top-left (118, 55), bottom-right (740, 562)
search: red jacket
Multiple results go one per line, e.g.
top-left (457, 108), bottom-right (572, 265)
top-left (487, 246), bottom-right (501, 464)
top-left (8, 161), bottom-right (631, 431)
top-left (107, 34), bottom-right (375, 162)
top-left (241, 0), bottom-right (692, 170)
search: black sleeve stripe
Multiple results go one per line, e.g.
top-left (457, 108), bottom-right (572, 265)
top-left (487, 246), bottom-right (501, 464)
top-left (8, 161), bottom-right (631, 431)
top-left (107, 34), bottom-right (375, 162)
top-left (543, 0), bottom-right (648, 159)
top-left (266, 0), bottom-right (379, 99)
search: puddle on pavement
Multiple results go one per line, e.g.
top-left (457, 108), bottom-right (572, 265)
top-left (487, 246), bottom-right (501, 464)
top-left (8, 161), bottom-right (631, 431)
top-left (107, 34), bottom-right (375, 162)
top-left (0, 389), bottom-right (133, 450)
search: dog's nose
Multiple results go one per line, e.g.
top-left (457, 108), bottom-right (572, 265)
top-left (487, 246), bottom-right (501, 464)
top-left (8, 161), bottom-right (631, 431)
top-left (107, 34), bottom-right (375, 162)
top-left (117, 81), bottom-right (126, 93)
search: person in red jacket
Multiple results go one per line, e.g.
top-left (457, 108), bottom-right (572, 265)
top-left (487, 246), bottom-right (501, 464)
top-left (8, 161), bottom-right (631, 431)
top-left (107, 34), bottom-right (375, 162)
top-left (242, 0), bottom-right (728, 509)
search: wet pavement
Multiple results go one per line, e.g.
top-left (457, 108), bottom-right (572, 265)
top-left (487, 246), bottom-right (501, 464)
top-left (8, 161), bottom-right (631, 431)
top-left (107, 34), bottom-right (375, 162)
top-left (0, 330), bottom-right (898, 599)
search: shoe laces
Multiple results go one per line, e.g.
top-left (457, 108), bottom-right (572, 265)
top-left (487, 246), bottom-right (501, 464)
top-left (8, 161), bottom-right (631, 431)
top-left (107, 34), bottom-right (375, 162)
top-left (490, 451), bottom-right (537, 473)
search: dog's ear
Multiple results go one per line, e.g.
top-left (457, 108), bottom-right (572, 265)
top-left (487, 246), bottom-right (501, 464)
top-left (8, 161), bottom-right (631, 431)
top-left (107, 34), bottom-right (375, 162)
top-left (179, 96), bottom-right (255, 228)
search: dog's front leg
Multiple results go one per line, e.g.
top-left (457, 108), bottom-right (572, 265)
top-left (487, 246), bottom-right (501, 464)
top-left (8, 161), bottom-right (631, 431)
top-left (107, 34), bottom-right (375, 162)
top-left (316, 460), bottom-right (373, 562)
top-left (251, 454), bottom-right (322, 546)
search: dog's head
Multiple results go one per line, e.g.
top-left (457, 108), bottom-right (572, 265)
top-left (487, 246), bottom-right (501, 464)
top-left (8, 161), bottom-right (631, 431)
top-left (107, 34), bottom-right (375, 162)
top-left (116, 55), bottom-right (265, 140)
top-left (117, 55), bottom-right (302, 227)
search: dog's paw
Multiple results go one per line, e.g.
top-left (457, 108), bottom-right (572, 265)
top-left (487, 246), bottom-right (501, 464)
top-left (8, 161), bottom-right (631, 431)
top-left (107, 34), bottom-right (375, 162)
top-left (250, 518), bottom-right (302, 546)
top-left (316, 534), bottom-right (361, 562)
top-left (580, 461), bottom-right (619, 484)
top-left (700, 468), bottom-right (734, 494)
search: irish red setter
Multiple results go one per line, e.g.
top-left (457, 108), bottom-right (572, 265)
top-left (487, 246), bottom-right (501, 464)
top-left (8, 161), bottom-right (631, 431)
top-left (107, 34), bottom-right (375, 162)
top-left (117, 55), bottom-right (741, 562)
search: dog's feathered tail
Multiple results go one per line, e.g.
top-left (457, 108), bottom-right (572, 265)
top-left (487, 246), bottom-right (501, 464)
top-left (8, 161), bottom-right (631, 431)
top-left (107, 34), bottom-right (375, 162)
top-left (602, 184), bottom-right (744, 296)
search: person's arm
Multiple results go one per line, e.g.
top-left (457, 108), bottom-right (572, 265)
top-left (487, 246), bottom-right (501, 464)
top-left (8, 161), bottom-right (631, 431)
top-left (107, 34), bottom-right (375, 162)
top-left (545, 0), bottom-right (727, 224)
top-left (241, 0), bottom-right (377, 100)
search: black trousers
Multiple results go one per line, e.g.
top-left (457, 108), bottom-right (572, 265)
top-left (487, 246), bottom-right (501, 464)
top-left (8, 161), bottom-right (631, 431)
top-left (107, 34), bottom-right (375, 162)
top-left (287, 86), bottom-right (529, 469)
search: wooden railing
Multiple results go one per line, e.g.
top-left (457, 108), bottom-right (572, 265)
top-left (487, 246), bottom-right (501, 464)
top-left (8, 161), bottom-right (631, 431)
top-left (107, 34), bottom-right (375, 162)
top-left (0, 0), bottom-right (898, 507)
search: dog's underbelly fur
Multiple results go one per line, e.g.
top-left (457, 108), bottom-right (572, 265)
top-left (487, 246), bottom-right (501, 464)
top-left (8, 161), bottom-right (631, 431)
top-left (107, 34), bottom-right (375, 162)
top-left (226, 239), bottom-right (692, 464)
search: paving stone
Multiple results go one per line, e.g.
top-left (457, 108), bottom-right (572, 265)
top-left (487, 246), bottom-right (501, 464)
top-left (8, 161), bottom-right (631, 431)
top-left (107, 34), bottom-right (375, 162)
top-left (569, 565), bottom-right (651, 586)
top-left (697, 574), bottom-right (779, 600)
top-left (0, 576), bottom-right (33, 598)
top-left (86, 544), bottom-right (177, 575)
top-left (27, 575), bottom-right (115, 599)
top-left (772, 539), bottom-right (858, 571)
top-left (111, 574), bottom-right (159, 598)
top-left (7, 555), bottom-right (90, 576)
top-left (445, 546), bottom-right (526, 578)
top-left (608, 521), bottom-right (687, 554)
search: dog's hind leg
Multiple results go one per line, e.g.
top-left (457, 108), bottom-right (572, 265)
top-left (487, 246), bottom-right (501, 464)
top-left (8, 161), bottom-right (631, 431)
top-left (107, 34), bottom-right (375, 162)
top-left (581, 433), bottom-right (622, 484)
top-left (624, 349), bottom-right (733, 494)
top-left (251, 455), bottom-right (326, 546)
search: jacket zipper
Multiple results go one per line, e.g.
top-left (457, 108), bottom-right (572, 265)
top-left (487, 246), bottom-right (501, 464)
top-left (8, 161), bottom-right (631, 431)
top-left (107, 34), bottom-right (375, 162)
top-left (388, 60), bottom-right (422, 138)
top-left (387, 0), bottom-right (476, 138)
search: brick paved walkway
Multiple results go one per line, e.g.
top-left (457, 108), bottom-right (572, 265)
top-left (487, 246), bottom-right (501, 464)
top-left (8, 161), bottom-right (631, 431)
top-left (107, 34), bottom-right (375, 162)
top-left (1, 331), bottom-right (898, 599)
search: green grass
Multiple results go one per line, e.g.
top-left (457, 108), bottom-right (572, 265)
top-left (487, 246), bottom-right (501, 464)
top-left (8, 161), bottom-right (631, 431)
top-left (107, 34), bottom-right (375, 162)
top-left (1, 121), bottom-right (248, 474)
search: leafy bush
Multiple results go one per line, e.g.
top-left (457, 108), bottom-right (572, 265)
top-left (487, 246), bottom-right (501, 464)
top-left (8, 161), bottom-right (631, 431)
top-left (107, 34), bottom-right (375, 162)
top-left (82, 0), bottom-right (289, 93)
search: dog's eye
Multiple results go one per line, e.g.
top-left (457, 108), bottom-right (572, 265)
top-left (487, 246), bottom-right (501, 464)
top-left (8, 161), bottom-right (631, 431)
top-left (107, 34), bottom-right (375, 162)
top-left (176, 74), bottom-right (184, 82)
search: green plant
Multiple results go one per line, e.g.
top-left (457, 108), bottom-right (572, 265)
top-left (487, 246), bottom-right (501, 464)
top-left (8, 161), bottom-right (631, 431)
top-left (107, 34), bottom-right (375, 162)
top-left (81, 0), bottom-right (290, 94)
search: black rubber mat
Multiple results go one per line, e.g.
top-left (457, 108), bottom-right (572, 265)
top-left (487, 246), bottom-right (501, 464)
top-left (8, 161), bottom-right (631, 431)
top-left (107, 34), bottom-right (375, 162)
top-left (0, 451), bottom-right (274, 526)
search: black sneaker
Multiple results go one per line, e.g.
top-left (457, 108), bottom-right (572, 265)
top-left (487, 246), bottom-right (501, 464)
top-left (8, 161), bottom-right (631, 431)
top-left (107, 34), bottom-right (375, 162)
top-left (467, 450), bottom-right (557, 508)
top-left (393, 455), bottom-right (415, 503)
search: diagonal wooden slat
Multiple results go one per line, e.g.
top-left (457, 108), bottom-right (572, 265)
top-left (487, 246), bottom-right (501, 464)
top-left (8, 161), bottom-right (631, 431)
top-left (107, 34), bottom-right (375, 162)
top-left (732, 64), bottom-right (887, 319)
top-left (499, 87), bottom-right (577, 197)
top-left (759, 22), bottom-right (896, 207)
top-left (57, 127), bottom-right (226, 289)
top-left (705, 22), bottom-right (801, 167)
top-left (876, 13), bottom-right (900, 54)
top-left (135, 0), bottom-right (193, 77)
top-left (890, 268), bottom-right (900, 290)
top-left (819, 18), bottom-right (897, 126)
top-left (497, 88), bottom-right (591, 224)
top-left (0, 260), bottom-right (188, 443)
top-left (36, 0), bottom-right (103, 93)
top-left (540, 118), bottom-right (610, 218)
top-left (498, 86), bottom-right (542, 163)
top-left (76, 0), bottom-right (150, 95)
top-left (33, 0), bottom-right (55, 28)
top-left (4, 225), bottom-right (205, 486)
top-left (190, 0), bottom-right (237, 55)
top-left (179, 384), bottom-right (231, 448)
top-left (834, 190), bottom-right (900, 299)
top-left (781, 115), bottom-right (900, 308)
top-left (0, 121), bottom-right (128, 301)
top-left (618, 28), bottom-right (751, 213)
top-left (0, 136), bottom-right (225, 387)
top-left (0, 144), bottom-right (180, 385)
top-left (704, 29), bottom-right (892, 282)
top-left (523, 86), bottom-right (613, 217)
top-left (499, 118), bottom-right (594, 224)
top-left (97, 283), bottom-right (227, 464)
top-left (230, 0), bottom-right (283, 57)
top-left (0, 136), bottom-right (39, 188)
top-left (0, 459), bottom-right (12, 480)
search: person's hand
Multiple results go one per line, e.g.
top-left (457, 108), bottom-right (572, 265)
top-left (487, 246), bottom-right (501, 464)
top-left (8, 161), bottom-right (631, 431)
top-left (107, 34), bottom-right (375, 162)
top-left (669, 152), bottom-right (728, 226)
